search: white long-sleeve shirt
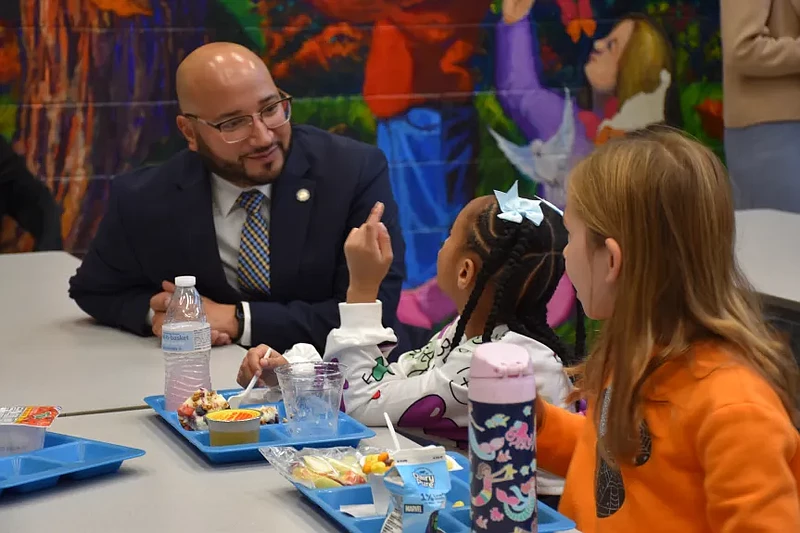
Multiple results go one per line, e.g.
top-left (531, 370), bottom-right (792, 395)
top-left (283, 300), bottom-right (575, 495)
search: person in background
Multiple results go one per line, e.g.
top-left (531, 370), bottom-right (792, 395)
top-left (536, 128), bottom-right (800, 532)
top-left (721, 0), bottom-right (800, 212)
top-left (68, 42), bottom-right (406, 354)
top-left (0, 135), bottom-right (61, 251)
top-left (239, 182), bottom-right (579, 505)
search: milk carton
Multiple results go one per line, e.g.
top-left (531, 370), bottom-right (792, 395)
top-left (380, 446), bottom-right (451, 533)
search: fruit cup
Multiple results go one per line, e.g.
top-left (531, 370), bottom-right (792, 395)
top-left (205, 409), bottom-right (261, 446)
top-left (362, 452), bottom-right (394, 515)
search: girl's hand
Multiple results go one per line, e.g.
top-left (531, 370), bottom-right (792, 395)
top-left (344, 202), bottom-right (393, 303)
top-left (502, 0), bottom-right (535, 24)
top-left (237, 344), bottom-right (287, 388)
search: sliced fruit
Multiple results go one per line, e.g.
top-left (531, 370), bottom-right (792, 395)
top-left (313, 476), bottom-right (343, 489)
top-left (303, 456), bottom-right (336, 475)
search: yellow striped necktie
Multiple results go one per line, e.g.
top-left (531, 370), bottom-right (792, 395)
top-left (236, 190), bottom-right (271, 295)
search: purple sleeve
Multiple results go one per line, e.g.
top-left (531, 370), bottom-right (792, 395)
top-left (496, 19), bottom-right (580, 142)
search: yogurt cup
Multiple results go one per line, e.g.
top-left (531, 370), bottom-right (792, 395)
top-left (205, 409), bottom-right (261, 446)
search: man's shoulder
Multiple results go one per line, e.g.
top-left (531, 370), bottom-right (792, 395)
top-left (294, 125), bottom-right (387, 177)
top-left (111, 149), bottom-right (198, 194)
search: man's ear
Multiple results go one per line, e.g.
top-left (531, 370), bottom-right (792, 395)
top-left (176, 115), bottom-right (198, 151)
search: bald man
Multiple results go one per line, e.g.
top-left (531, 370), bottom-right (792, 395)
top-left (68, 42), bottom-right (406, 354)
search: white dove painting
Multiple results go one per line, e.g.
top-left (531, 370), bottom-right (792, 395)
top-left (488, 88), bottom-right (576, 207)
top-left (596, 70), bottom-right (671, 133)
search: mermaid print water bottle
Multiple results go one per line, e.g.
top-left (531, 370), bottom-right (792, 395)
top-left (468, 343), bottom-right (537, 533)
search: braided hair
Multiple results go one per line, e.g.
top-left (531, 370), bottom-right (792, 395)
top-left (449, 197), bottom-right (584, 367)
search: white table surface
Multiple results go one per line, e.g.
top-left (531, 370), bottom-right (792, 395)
top-left (0, 252), bottom-right (247, 413)
top-left (0, 410), bottom-right (416, 532)
top-left (0, 252), bottom-right (582, 532)
top-left (0, 410), bottom-right (579, 533)
top-left (735, 210), bottom-right (800, 311)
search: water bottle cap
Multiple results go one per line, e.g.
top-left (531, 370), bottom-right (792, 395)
top-left (470, 343), bottom-right (534, 379)
top-left (174, 275), bottom-right (196, 288)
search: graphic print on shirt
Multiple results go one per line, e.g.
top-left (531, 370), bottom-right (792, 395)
top-left (448, 366), bottom-right (470, 405)
top-left (361, 356), bottom-right (395, 385)
top-left (595, 386), bottom-right (653, 518)
top-left (404, 343), bottom-right (438, 376)
top-left (469, 400), bottom-right (538, 530)
top-left (398, 394), bottom-right (466, 444)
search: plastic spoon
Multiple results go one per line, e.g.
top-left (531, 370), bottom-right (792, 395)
top-left (229, 348), bottom-right (272, 408)
top-left (383, 412), bottom-right (401, 452)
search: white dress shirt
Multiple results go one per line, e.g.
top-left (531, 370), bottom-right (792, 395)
top-left (148, 173), bottom-right (271, 347)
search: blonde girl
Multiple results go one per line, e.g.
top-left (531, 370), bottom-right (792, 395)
top-left (536, 127), bottom-right (800, 532)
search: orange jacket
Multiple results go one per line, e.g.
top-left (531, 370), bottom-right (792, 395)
top-left (539, 343), bottom-right (800, 532)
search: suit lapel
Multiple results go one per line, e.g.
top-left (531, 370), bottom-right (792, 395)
top-left (171, 152), bottom-right (239, 302)
top-left (269, 132), bottom-right (313, 301)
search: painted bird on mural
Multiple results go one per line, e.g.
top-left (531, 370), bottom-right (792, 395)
top-left (556, 0), bottom-right (596, 43)
top-left (487, 89), bottom-right (575, 206)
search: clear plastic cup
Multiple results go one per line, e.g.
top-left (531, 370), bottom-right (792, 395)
top-left (275, 362), bottom-right (347, 438)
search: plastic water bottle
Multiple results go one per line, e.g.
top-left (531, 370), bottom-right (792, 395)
top-left (162, 276), bottom-right (212, 411)
top-left (468, 343), bottom-right (538, 533)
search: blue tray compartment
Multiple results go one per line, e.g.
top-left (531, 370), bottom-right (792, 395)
top-left (144, 389), bottom-right (376, 464)
top-left (293, 452), bottom-right (576, 533)
top-left (0, 432), bottom-right (145, 497)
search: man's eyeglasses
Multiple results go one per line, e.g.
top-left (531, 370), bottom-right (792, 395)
top-left (183, 93), bottom-right (293, 144)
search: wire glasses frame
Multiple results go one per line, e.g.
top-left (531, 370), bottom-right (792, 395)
top-left (183, 93), bottom-right (293, 143)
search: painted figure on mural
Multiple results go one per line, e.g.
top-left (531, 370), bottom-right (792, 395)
top-left (490, 0), bottom-right (678, 328)
top-left (305, 0), bottom-right (490, 290)
top-left (494, 0), bottom-right (677, 207)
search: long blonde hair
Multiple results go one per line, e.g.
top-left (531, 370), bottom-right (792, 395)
top-left (568, 127), bottom-right (800, 463)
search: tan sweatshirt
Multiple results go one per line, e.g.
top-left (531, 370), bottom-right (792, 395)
top-left (721, 0), bottom-right (800, 128)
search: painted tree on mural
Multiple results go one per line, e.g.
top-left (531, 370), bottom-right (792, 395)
top-left (4, 0), bottom-right (210, 253)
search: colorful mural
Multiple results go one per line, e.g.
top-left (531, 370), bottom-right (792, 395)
top-left (0, 0), bottom-right (724, 338)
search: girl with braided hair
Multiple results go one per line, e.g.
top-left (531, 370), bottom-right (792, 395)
top-left (239, 182), bottom-right (579, 499)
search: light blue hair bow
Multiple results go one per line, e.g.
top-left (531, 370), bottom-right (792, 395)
top-left (493, 181), bottom-right (564, 226)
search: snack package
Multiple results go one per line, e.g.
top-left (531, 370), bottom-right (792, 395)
top-left (261, 446), bottom-right (371, 489)
top-left (380, 446), bottom-right (451, 533)
top-left (261, 444), bottom-right (462, 493)
top-left (0, 406), bottom-right (60, 428)
top-left (0, 406), bottom-right (61, 456)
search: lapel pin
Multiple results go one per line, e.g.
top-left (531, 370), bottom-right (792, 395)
top-left (296, 188), bottom-right (310, 202)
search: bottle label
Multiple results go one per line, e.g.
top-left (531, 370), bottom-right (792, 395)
top-left (468, 398), bottom-right (537, 531)
top-left (162, 324), bottom-right (212, 353)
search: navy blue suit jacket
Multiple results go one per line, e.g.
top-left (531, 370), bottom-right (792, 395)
top-left (69, 125), bottom-right (406, 353)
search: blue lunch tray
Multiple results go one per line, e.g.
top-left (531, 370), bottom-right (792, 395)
top-left (0, 432), bottom-right (145, 497)
top-left (294, 452), bottom-right (576, 533)
top-left (144, 389), bottom-right (376, 464)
